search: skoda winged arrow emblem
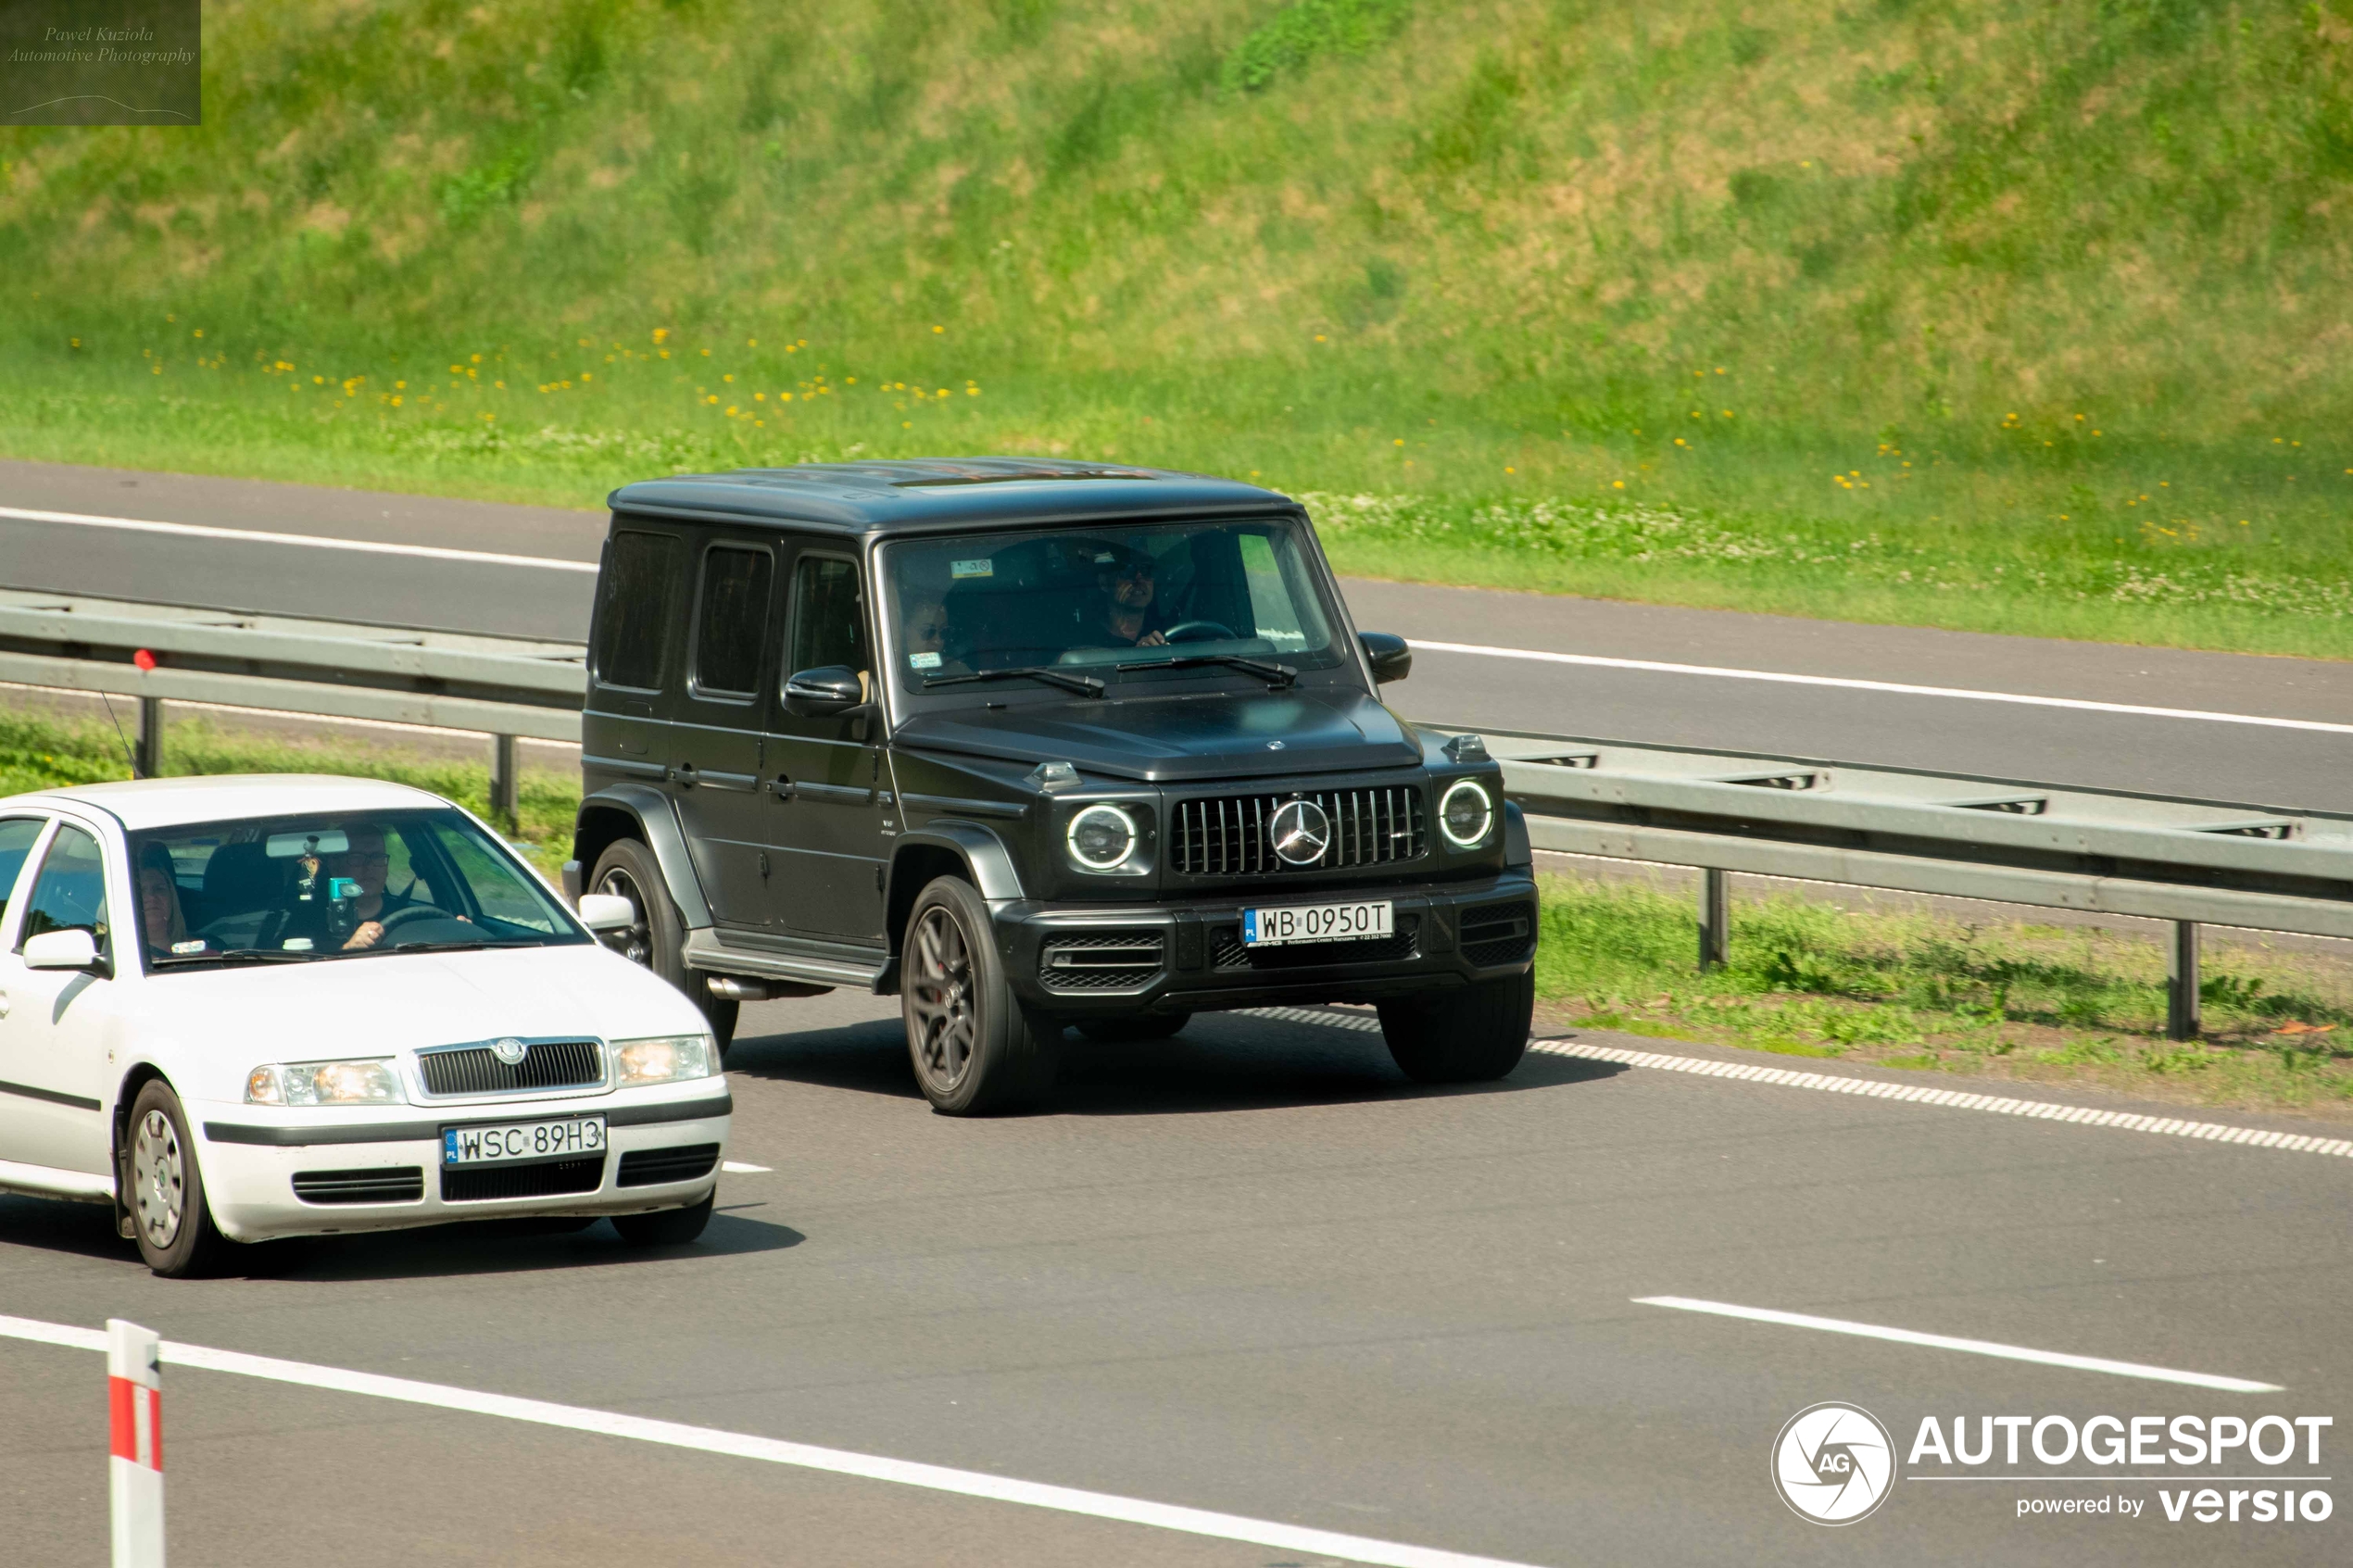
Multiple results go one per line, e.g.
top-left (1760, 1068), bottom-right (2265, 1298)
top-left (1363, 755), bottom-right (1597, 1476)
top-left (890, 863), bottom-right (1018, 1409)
top-left (490, 1036), bottom-right (529, 1066)
top-left (1268, 799), bottom-right (1332, 867)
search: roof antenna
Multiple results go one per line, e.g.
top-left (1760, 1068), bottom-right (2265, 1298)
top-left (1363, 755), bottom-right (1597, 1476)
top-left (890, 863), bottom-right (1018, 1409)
top-left (98, 693), bottom-right (141, 779)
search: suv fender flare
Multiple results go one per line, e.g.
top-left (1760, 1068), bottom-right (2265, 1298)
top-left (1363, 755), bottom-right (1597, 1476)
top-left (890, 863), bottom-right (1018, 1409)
top-left (886, 823), bottom-right (1025, 952)
top-left (573, 784), bottom-right (713, 929)
top-left (1502, 799), bottom-right (1532, 869)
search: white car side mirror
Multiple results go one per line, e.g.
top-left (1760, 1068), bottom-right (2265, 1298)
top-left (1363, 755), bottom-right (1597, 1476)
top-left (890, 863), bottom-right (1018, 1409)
top-left (23, 928), bottom-right (104, 973)
top-left (576, 894), bottom-right (637, 934)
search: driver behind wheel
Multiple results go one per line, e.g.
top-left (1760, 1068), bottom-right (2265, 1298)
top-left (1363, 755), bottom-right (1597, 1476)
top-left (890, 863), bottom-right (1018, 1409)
top-left (321, 824), bottom-right (413, 950)
top-left (1088, 544), bottom-right (1165, 648)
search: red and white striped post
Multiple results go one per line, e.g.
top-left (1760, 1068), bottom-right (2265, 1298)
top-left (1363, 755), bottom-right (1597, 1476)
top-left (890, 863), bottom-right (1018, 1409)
top-left (107, 1318), bottom-right (165, 1567)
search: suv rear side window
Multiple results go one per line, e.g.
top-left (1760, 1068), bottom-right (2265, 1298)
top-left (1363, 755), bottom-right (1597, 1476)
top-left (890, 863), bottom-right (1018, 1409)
top-left (692, 544), bottom-right (774, 697)
top-left (594, 530), bottom-right (682, 690)
top-left (788, 556), bottom-right (866, 677)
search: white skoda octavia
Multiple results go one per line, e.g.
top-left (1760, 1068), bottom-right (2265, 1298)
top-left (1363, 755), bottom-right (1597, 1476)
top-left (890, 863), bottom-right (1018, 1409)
top-left (0, 775), bottom-right (731, 1276)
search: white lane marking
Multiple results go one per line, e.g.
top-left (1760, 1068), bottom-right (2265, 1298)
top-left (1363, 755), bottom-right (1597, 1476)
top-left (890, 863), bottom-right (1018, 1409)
top-left (1408, 638), bottom-right (2353, 737)
top-left (1526, 1036), bottom-right (2353, 1160)
top-left (721, 1160), bottom-right (771, 1173)
top-left (0, 506), bottom-right (599, 573)
top-left (1636, 1297), bottom-right (2284, 1394)
top-left (0, 1315), bottom-right (1547, 1568)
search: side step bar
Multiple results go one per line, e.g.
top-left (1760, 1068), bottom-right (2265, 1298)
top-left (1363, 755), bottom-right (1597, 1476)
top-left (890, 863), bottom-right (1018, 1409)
top-left (681, 931), bottom-right (891, 993)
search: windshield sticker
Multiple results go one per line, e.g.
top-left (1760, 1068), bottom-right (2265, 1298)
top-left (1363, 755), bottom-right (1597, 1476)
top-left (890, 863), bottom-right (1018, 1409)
top-left (950, 558), bottom-right (994, 579)
top-left (282, 937), bottom-right (314, 951)
top-left (909, 651), bottom-right (943, 670)
top-left (170, 939), bottom-right (207, 955)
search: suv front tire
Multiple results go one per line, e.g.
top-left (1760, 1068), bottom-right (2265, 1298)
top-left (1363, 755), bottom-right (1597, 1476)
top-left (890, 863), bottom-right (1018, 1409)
top-left (1378, 970), bottom-right (1534, 1084)
top-left (901, 875), bottom-right (1060, 1114)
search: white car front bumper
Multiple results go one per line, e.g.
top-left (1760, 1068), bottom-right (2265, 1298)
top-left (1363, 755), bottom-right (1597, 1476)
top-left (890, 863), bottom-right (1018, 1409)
top-left (187, 1084), bottom-right (734, 1243)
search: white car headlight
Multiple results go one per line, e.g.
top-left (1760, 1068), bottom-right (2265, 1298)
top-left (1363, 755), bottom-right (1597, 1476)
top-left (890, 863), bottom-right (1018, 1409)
top-left (1439, 778), bottom-right (1495, 848)
top-left (1066, 802), bottom-right (1139, 872)
top-left (246, 1059), bottom-right (405, 1107)
top-left (612, 1034), bottom-right (719, 1087)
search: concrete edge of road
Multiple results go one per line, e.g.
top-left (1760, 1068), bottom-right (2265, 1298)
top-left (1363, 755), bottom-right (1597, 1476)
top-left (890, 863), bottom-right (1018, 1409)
top-left (1251, 1007), bottom-right (2353, 1155)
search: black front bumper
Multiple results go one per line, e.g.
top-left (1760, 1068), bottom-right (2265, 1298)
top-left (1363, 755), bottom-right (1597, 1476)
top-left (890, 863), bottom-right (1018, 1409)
top-left (993, 868), bottom-right (1539, 1015)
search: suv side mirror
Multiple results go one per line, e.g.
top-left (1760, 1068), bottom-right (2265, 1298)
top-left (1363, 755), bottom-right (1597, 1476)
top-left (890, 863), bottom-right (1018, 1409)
top-left (24, 927), bottom-right (106, 975)
top-left (785, 665), bottom-right (868, 718)
top-left (1359, 632), bottom-right (1412, 684)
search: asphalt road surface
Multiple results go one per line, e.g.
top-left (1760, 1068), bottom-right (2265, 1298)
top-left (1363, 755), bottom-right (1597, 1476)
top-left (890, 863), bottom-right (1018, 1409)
top-left (3, 996), bottom-right (2347, 1566)
top-left (6, 458), bottom-right (2352, 810)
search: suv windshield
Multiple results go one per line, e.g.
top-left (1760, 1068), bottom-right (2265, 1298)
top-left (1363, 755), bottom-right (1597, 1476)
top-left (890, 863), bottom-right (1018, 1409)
top-left (129, 808), bottom-right (586, 970)
top-left (883, 517), bottom-right (1342, 693)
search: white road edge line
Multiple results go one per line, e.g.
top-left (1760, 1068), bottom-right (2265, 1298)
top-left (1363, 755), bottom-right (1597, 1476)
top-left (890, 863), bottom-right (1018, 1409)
top-left (1409, 638), bottom-right (2353, 737)
top-left (1634, 1297), bottom-right (2284, 1394)
top-left (0, 505), bottom-right (599, 573)
top-left (1525, 1036), bottom-right (2353, 1160)
top-left (0, 1315), bottom-right (1548, 1568)
top-left (720, 1160), bottom-right (771, 1173)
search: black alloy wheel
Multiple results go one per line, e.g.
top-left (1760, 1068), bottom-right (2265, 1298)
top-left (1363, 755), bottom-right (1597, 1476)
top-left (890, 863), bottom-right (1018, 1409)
top-left (900, 875), bottom-right (1059, 1115)
top-left (585, 839), bottom-right (738, 1056)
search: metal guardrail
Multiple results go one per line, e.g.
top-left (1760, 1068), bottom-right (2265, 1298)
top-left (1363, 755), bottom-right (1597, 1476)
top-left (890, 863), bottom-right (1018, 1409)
top-left (0, 587), bottom-right (585, 819)
top-left (2, 590), bottom-right (2343, 1039)
top-left (1475, 727), bottom-right (2353, 1038)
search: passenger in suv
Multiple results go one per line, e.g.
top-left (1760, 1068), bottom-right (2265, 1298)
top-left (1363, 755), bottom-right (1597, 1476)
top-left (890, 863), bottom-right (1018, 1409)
top-left (567, 458), bottom-right (1539, 1114)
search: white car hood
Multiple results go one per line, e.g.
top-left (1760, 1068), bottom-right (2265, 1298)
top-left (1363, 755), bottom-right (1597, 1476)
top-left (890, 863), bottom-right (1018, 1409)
top-left (132, 943), bottom-right (709, 1091)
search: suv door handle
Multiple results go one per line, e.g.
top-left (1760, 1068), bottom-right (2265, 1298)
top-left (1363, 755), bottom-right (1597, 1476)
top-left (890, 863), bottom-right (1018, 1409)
top-left (767, 774), bottom-right (795, 801)
top-left (670, 763), bottom-right (698, 787)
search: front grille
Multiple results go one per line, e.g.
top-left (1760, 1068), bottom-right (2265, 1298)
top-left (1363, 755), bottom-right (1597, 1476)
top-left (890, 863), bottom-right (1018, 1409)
top-left (617, 1144), bottom-right (722, 1188)
top-left (1040, 931), bottom-right (1164, 993)
top-left (1212, 916), bottom-right (1419, 970)
top-left (440, 1156), bottom-right (606, 1202)
top-left (1461, 901), bottom-right (1537, 967)
top-left (292, 1167), bottom-right (424, 1205)
top-left (419, 1037), bottom-right (603, 1098)
top-left (1172, 786), bottom-right (1426, 877)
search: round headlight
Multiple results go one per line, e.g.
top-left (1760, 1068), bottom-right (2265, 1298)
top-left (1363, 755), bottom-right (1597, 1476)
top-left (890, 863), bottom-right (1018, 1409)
top-left (1439, 778), bottom-right (1493, 848)
top-left (1067, 803), bottom-right (1139, 871)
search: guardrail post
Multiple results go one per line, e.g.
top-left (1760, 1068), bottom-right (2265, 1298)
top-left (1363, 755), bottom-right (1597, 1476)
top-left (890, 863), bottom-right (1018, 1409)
top-left (107, 1317), bottom-right (164, 1567)
top-left (2168, 921), bottom-right (2202, 1041)
top-left (136, 697), bottom-right (166, 779)
top-left (1698, 867), bottom-right (1730, 971)
top-left (489, 733), bottom-right (520, 831)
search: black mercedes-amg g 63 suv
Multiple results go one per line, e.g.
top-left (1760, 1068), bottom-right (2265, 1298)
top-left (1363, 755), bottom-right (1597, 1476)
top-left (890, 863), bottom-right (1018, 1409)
top-left (565, 458), bottom-right (1538, 1113)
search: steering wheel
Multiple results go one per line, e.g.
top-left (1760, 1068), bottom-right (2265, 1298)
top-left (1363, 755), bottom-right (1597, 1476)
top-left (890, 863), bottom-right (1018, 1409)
top-left (375, 904), bottom-right (456, 932)
top-left (1159, 620), bottom-right (1235, 644)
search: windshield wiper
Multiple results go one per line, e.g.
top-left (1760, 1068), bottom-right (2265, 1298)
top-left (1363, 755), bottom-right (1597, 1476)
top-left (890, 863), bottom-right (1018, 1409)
top-left (151, 947), bottom-right (319, 967)
top-left (353, 939), bottom-right (498, 956)
top-left (925, 666), bottom-right (1106, 699)
top-left (1113, 652), bottom-right (1298, 688)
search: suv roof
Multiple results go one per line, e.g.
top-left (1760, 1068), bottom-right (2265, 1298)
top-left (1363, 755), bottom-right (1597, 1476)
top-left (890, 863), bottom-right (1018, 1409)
top-left (608, 458), bottom-right (1293, 535)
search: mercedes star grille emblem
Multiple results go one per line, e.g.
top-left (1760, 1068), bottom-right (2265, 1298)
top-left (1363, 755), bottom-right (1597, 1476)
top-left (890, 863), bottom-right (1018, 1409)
top-left (1268, 799), bottom-right (1331, 866)
top-left (490, 1037), bottom-right (529, 1066)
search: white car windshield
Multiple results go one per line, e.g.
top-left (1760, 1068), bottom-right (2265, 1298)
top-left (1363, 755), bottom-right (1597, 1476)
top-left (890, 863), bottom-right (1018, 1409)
top-left (129, 808), bottom-right (585, 969)
top-left (884, 517), bottom-right (1344, 694)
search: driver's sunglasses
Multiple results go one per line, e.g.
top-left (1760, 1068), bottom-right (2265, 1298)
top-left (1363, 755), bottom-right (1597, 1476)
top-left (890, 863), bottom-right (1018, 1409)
top-left (1109, 562), bottom-right (1155, 581)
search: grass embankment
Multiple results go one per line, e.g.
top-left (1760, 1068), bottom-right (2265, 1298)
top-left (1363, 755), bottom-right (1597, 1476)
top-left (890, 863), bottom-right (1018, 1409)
top-left (6, 2), bottom-right (2353, 656)
top-left (9, 707), bottom-right (2347, 1114)
top-left (1537, 873), bottom-right (2353, 1116)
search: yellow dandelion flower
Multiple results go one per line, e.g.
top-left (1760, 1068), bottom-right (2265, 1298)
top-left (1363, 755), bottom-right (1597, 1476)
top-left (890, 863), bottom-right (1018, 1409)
top-left (1315, 334), bottom-right (1327, 342)
top-left (902, 420), bottom-right (912, 428)
top-left (725, 405), bottom-right (737, 416)
top-left (1393, 438), bottom-right (1405, 447)
top-left (723, 373), bottom-right (733, 383)
top-left (781, 392), bottom-right (793, 402)
top-left (1612, 480), bottom-right (1626, 489)
top-left (193, 329), bottom-right (203, 337)
top-left (932, 325), bottom-right (944, 333)
top-left (748, 338), bottom-right (758, 347)
top-left (706, 394), bottom-right (719, 404)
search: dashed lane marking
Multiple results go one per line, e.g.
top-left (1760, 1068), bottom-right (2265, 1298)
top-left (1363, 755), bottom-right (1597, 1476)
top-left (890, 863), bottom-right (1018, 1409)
top-left (0, 1315), bottom-right (1551, 1568)
top-left (1236, 1008), bottom-right (2353, 1160)
top-left (1636, 1297), bottom-right (2284, 1393)
top-left (721, 1161), bottom-right (771, 1173)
